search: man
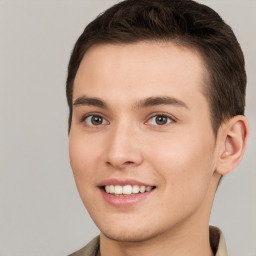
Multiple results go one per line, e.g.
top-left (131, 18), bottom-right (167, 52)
top-left (66, 0), bottom-right (249, 255)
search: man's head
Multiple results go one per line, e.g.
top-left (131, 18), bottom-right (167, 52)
top-left (67, 0), bottom-right (246, 135)
top-left (66, 0), bottom-right (249, 250)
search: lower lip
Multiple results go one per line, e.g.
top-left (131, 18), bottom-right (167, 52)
top-left (100, 188), bottom-right (154, 207)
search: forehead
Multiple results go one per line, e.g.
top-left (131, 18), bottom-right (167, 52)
top-left (73, 41), bottom-right (208, 107)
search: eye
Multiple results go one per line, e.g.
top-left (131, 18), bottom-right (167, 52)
top-left (84, 115), bottom-right (108, 126)
top-left (147, 114), bottom-right (173, 126)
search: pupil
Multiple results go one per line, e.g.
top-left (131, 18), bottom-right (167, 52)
top-left (92, 116), bottom-right (102, 125)
top-left (156, 116), bottom-right (167, 125)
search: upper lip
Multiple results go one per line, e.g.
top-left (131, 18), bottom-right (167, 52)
top-left (97, 178), bottom-right (155, 187)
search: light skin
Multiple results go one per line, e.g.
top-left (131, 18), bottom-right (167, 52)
top-left (69, 41), bottom-right (249, 256)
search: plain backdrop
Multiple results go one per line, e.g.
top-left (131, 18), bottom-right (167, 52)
top-left (0, 0), bottom-right (255, 255)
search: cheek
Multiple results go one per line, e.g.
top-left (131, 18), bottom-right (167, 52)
top-left (68, 133), bottom-right (106, 212)
top-left (147, 131), bottom-right (216, 196)
top-left (69, 133), bottom-right (102, 185)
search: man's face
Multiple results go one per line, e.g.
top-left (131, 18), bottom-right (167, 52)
top-left (69, 42), bottom-right (220, 242)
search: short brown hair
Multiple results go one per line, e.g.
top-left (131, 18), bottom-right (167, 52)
top-left (66, 0), bottom-right (246, 134)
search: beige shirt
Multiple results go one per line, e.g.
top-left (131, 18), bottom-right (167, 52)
top-left (69, 226), bottom-right (228, 256)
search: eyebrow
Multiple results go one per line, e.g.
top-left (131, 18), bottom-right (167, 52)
top-left (73, 96), bottom-right (107, 108)
top-left (134, 96), bottom-right (189, 109)
top-left (73, 95), bottom-right (189, 109)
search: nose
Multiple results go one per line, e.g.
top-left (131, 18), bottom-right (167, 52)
top-left (104, 123), bottom-right (143, 170)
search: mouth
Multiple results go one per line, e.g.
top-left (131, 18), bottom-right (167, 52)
top-left (98, 179), bottom-right (156, 206)
top-left (103, 185), bottom-right (156, 196)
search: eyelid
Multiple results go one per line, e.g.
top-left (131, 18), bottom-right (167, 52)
top-left (79, 111), bottom-right (176, 126)
top-left (80, 111), bottom-right (105, 121)
top-left (145, 112), bottom-right (177, 126)
top-left (81, 112), bottom-right (110, 126)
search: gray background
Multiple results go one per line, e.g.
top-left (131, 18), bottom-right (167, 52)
top-left (0, 0), bottom-right (255, 255)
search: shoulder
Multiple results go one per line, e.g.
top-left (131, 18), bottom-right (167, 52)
top-left (68, 236), bottom-right (100, 256)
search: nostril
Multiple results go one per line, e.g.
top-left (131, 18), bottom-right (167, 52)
top-left (106, 160), bottom-right (136, 169)
top-left (125, 161), bottom-right (134, 164)
top-left (106, 160), bottom-right (134, 165)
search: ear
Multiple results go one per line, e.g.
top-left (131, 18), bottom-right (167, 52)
top-left (215, 115), bottom-right (249, 175)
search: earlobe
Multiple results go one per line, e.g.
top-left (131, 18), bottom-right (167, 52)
top-left (216, 115), bottom-right (249, 175)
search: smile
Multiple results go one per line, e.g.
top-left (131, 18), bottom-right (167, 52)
top-left (105, 185), bottom-right (155, 196)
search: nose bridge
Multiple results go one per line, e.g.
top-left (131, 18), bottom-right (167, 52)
top-left (105, 118), bottom-right (143, 168)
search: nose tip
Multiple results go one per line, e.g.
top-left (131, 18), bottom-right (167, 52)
top-left (105, 144), bottom-right (143, 169)
top-left (104, 128), bottom-right (143, 170)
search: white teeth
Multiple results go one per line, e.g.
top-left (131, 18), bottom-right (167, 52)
top-left (109, 185), bottom-right (115, 193)
top-left (105, 185), bottom-right (110, 193)
top-left (139, 186), bottom-right (146, 193)
top-left (132, 185), bottom-right (140, 194)
top-left (104, 185), bottom-right (154, 195)
top-left (123, 185), bottom-right (132, 195)
top-left (115, 185), bottom-right (122, 195)
top-left (145, 186), bottom-right (152, 192)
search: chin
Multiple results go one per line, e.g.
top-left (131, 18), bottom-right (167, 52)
top-left (100, 228), bottom-right (158, 243)
top-left (96, 217), bottom-right (168, 243)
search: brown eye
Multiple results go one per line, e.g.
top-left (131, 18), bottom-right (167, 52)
top-left (147, 114), bottom-right (172, 126)
top-left (84, 115), bottom-right (107, 126)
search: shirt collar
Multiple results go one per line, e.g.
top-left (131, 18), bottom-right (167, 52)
top-left (210, 226), bottom-right (228, 256)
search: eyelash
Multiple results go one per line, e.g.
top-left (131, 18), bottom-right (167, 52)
top-left (81, 113), bottom-right (109, 127)
top-left (145, 113), bottom-right (175, 126)
top-left (80, 112), bottom-right (176, 127)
